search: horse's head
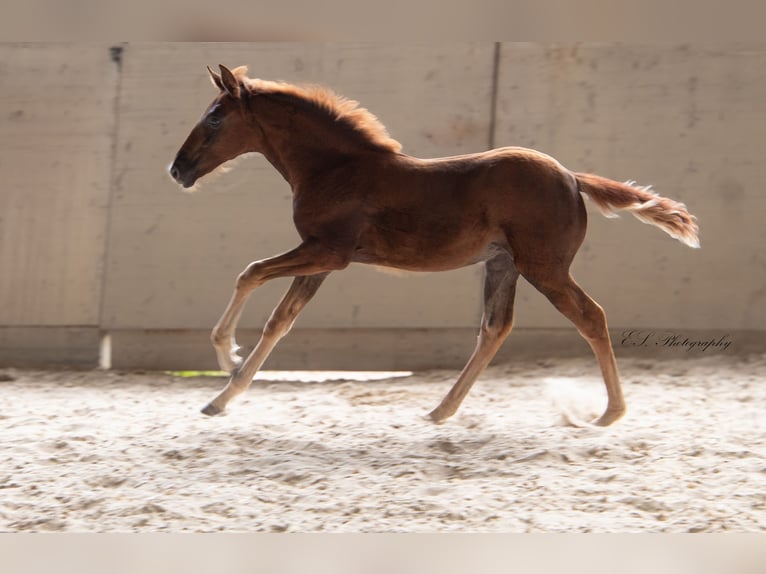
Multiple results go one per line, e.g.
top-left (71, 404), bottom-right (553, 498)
top-left (169, 65), bottom-right (260, 189)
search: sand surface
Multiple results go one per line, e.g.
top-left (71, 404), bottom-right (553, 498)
top-left (1, 354), bottom-right (764, 532)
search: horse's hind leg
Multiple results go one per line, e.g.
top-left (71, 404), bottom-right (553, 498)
top-left (202, 273), bottom-right (327, 416)
top-left (525, 271), bottom-right (626, 426)
top-left (429, 251), bottom-right (519, 423)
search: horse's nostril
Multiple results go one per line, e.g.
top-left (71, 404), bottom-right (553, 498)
top-left (170, 164), bottom-right (180, 181)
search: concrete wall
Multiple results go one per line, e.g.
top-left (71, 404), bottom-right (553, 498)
top-left (496, 44), bottom-right (766, 332)
top-left (1, 43), bottom-right (763, 369)
top-left (0, 44), bottom-right (118, 364)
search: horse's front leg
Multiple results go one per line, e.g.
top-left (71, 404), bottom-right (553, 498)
top-left (210, 241), bottom-right (342, 373)
top-left (203, 241), bottom-right (346, 416)
top-left (210, 287), bottom-right (249, 374)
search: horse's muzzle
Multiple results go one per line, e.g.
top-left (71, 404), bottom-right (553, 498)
top-left (168, 156), bottom-right (197, 188)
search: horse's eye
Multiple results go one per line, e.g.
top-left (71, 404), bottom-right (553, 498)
top-left (206, 116), bottom-right (222, 129)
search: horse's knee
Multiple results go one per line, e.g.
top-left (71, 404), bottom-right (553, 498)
top-left (236, 268), bottom-right (254, 290)
top-left (210, 327), bottom-right (226, 346)
top-left (236, 262), bottom-right (264, 290)
top-left (263, 313), bottom-right (291, 340)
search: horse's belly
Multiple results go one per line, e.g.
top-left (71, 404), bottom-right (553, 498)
top-left (352, 229), bottom-right (496, 272)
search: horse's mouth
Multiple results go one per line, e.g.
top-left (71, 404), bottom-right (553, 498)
top-left (173, 174), bottom-right (197, 189)
top-left (180, 176), bottom-right (197, 189)
top-left (168, 162), bottom-right (198, 188)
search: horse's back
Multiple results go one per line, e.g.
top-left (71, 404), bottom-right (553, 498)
top-left (391, 146), bottom-right (584, 233)
top-left (352, 146), bottom-right (586, 272)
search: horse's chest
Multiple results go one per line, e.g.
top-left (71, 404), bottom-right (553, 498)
top-left (291, 195), bottom-right (365, 244)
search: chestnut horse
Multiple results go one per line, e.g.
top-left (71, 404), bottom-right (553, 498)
top-left (169, 65), bottom-right (699, 425)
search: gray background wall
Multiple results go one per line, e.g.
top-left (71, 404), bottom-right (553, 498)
top-left (1, 43), bottom-right (763, 369)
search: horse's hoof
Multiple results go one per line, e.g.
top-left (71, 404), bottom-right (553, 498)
top-left (426, 409), bottom-right (449, 424)
top-left (593, 407), bottom-right (626, 427)
top-left (201, 403), bottom-right (224, 416)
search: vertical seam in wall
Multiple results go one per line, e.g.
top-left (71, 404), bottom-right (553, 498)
top-left (476, 42), bottom-right (503, 324)
top-left (97, 43), bottom-right (126, 343)
top-left (488, 42), bottom-right (501, 150)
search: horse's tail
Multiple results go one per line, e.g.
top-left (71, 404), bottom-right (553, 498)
top-left (574, 172), bottom-right (700, 248)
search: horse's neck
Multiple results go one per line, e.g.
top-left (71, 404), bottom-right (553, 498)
top-left (255, 105), bottom-right (362, 187)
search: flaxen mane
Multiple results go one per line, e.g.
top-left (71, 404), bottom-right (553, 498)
top-left (234, 68), bottom-right (402, 154)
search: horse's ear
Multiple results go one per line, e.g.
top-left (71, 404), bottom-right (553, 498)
top-left (219, 64), bottom-right (241, 99)
top-left (207, 66), bottom-right (225, 92)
